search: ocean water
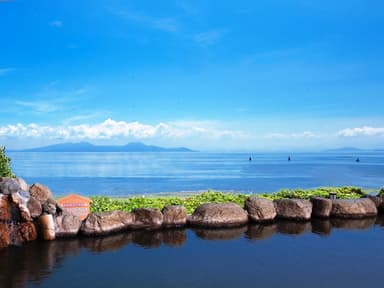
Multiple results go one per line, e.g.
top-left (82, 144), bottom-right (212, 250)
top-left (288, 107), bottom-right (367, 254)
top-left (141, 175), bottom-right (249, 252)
top-left (8, 151), bottom-right (384, 197)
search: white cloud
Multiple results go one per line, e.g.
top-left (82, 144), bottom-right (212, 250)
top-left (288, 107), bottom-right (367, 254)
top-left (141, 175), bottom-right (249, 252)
top-left (50, 20), bottom-right (63, 28)
top-left (338, 126), bottom-right (384, 137)
top-left (0, 118), bottom-right (246, 141)
top-left (194, 30), bottom-right (225, 47)
top-left (265, 131), bottom-right (317, 139)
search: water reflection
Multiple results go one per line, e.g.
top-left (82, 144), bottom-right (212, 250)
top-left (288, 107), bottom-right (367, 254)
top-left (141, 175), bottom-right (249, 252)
top-left (192, 226), bottom-right (247, 241)
top-left (1, 217), bottom-right (384, 288)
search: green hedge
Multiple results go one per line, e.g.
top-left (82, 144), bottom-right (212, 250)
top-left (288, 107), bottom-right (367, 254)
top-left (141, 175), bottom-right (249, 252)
top-left (91, 187), bottom-right (368, 214)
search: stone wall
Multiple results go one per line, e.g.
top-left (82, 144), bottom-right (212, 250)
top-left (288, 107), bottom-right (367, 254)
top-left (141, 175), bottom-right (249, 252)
top-left (1, 177), bottom-right (383, 249)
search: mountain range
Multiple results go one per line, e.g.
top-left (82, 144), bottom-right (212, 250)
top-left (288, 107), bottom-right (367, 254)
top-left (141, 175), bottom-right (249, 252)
top-left (18, 142), bottom-right (194, 152)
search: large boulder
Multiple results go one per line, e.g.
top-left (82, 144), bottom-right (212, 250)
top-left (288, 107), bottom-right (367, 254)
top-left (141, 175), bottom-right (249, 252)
top-left (0, 223), bottom-right (10, 249)
top-left (361, 195), bottom-right (383, 210)
top-left (132, 208), bottom-right (163, 229)
top-left (311, 197), bottom-right (332, 218)
top-left (55, 213), bottom-right (82, 237)
top-left (19, 222), bottom-right (38, 242)
top-left (162, 205), bottom-right (187, 227)
top-left (0, 177), bottom-right (21, 194)
top-left (245, 197), bottom-right (276, 222)
top-left (274, 199), bottom-right (312, 220)
top-left (331, 198), bottom-right (377, 218)
top-left (27, 196), bottom-right (43, 218)
top-left (0, 194), bottom-right (11, 221)
top-left (29, 183), bottom-right (53, 203)
top-left (81, 210), bottom-right (133, 235)
top-left (188, 203), bottom-right (248, 228)
top-left (42, 198), bottom-right (58, 215)
top-left (10, 191), bottom-right (31, 222)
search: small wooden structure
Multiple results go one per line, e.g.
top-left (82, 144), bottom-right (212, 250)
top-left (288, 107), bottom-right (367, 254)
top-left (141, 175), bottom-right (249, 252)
top-left (57, 194), bottom-right (92, 220)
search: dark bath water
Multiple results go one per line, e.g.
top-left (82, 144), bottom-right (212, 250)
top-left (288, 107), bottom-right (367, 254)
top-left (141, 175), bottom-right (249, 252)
top-left (1, 217), bottom-right (384, 288)
top-left (8, 152), bottom-right (384, 197)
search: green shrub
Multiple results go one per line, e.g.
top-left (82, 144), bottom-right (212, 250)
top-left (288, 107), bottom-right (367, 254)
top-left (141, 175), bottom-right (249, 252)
top-left (0, 146), bottom-right (15, 178)
top-left (90, 187), bottom-right (368, 214)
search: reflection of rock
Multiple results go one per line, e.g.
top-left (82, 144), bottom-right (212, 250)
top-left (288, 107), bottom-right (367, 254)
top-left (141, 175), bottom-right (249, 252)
top-left (245, 197), bottom-right (276, 222)
top-left (331, 217), bottom-right (376, 230)
top-left (311, 197), bottom-right (332, 218)
top-left (274, 199), bottom-right (312, 220)
top-left (311, 219), bottom-right (332, 236)
top-left (277, 220), bottom-right (312, 235)
top-left (188, 203), bottom-right (249, 228)
top-left (131, 230), bottom-right (163, 248)
top-left (132, 208), bottom-right (163, 229)
top-left (54, 213), bottom-right (82, 237)
top-left (81, 211), bottom-right (133, 235)
top-left (245, 224), bottom-right (276, 241)
top-left (193, 226), bottom-right (247, 240)
top-left (82, 233), bottom-right (133, 253)
top-left (331, 199), bottom-right (377, 218)
top-left (375, 215), bottom-right (384, 226)
top-left (162, 205), bottom-right (187, 227)
top-left (162, 229), bottom-right (187, 247)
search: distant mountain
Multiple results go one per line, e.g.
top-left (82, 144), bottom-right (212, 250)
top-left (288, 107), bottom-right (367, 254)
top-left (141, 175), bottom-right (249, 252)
top-left (325, 147), bottom-right (364, 152)
top-left (19, 142), bottom-right (195, 152)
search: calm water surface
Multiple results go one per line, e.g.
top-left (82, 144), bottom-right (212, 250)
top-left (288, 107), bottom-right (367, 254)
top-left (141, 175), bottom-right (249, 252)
top-left (8, 152), bottom-right (384, 197)
top-left (1, 217), bottom-right (384, 288)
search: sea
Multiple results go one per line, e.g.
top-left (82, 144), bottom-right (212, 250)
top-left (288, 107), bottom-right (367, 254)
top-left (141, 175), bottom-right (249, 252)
top-left (2, 151), bottom-right (384, 288)
top-left (8, 151), bottom-right (384, 197)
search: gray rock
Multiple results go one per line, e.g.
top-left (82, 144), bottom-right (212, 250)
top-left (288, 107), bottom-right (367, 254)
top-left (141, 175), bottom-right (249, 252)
top-left (361, 195), bottom-right (383, 210)
top-left (27, 197), bottom-right (42, 218)
top-left (55, 213), bottom-right (82, 237)
top-left (274, 199), bottom-right (312, 220)
top-left (29, 183), bottom-right (53, 203)
top-left (15, 178), bottom-right (29, 192)
top-left (162, 205), bottom-right (187, 227)
top-left (311, 197), bottom-right (332, 218)
top-left (245, 197), bottom-right (276, 222)
top-left (43, 198), bottom-right (57, 215)
top-left (0, 177), bottom-right (21, 195)
top-left (81, 210), bottom-right (133, 235)
top-left (188, 203), bottom-right (248, 228)
top-left (331, 198), bottom-right (377, 218)
top-left (132, 208), bottom-right (163, 229)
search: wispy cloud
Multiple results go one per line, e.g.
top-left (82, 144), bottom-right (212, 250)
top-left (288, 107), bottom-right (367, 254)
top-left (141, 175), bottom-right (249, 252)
top-left (12, 84), bottom-right (90, 114)
top-left (50, 20), bottom-right (63, 28)
top-left (194, 30), bottom-right (225, 47)
top-left (0, 67), bottom-right (14, 76)
top-left (0, 118), bottom-right (246, 141)
top-left (338, 126), bottom-right (384, 137)
top-left (110, 9), bottom-right (179, 33)
top-left (265, 131), bottom-right (317, 139)
top-left (15, 101), bottom-right (59, 113)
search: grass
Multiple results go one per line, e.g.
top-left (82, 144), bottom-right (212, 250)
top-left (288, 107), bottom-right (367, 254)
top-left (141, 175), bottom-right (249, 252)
top-left (90, 186), bottom-right (370, 214)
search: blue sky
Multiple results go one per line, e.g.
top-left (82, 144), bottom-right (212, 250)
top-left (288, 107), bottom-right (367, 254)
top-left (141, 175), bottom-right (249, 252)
top-left (1, 0), bottom-right (384, 151)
